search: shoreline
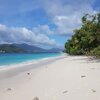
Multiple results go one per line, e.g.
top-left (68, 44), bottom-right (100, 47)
top-left (0, 53), bottom-right (63, 67)
top-left (0, 53), bottom-right (65, 69)
top-left (0, 55), bottom-right (100, 100)
top-left (0, 54), bottom-right (66, 80)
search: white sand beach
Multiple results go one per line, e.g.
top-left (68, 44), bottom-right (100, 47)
top-left (0, 55), bottom-right (100, 100)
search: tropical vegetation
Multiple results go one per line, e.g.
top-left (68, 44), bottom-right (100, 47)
top-left (65, 13), bottom-right (100, 58)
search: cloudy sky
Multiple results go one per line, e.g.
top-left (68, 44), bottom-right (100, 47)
top-left (0, 0), bottom-right (99, 49)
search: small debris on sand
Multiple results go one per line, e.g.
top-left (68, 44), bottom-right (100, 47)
top-left (32, 97), bottom-right (39, 100)
top-left (27, 73), bottom-right (30, 75)
top-left (91, 89), bottom-right (96, 92)
top-left (63, 90), bottom-right (68, 94)
top-left (81, 75), bottom-right (86, 78)
top-left (7, 88), bottom-right (12, 91)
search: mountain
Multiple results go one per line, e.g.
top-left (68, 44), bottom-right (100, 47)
top-left (14, 43), bottom-right (47, 53)
top-left (0, 44), bottom-right (25, 53)
top-left (0, 44), bottom-right (63, 53)
top-left (47, 48), bottom-right (63, 53)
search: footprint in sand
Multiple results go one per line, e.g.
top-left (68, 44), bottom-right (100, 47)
top-left (91, 89), bottom-right (96, 93)
top-left (32, 97), bottom-right (39, 100)
top-left (7, 88), bottom-right (12, 91)
top-left (90, 67), bottom-right (100, 70)
top-left (27, 73), bottom-right (30, 75)
top-left (63, 90), bottom-right (68, 94)
top-left (81, 75), bottom-right (86, 78)
top-left (27, 73), bottom-right (31, 79)
top-left (90, 68), bottom-right (95, 70)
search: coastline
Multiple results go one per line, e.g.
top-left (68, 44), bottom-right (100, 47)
top-left (0, 53), bottom-right (63, 67)
top-left (0, 54), bottom-right (65, 79)
top-left (0, 55), bottom-right (100, 100)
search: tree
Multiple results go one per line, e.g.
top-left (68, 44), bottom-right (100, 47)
top-left (65, 13), bottom-right (100, 58)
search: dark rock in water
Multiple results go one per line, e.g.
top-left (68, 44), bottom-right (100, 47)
top-left (81, 75), bottom-right (86, 78)
top-left (32, 97), bottom-right (39, 100)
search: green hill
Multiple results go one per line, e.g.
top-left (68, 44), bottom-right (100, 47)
top-left (0, 44), bottom-right (25, 53)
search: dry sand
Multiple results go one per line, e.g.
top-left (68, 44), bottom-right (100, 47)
top-left (0, 55), bottom-right (100, 100)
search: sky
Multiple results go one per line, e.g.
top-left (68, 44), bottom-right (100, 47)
top-left (0, 0), bottom-right (99, 49)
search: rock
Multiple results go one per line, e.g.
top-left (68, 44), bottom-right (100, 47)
top-left (27, 73), bottom-right (30, 75)
top-left (63, 90), bottom-right (68, 94)
top-left (32, 97), bottom-right (39, 100)
top-left (7, 88), bottom-right (12, 91)
top-left (81, 75), bottom-right (86, 78)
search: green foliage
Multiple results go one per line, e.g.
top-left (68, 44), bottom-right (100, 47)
top-left (65, 13), bottom-right (100, 58)
top-left (90, 46), bottom-right (100, 58)
top-left (0, 44), bottom-right (25, 53)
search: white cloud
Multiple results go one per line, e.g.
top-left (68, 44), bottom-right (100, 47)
top-left (37, 0), bottom-right (97, 35)
top-left (0, 0), bottom-right (98, 49)
top-left (0, 24), bottom-right (57, 47)
top-left (32, 25), bottom-right (54, 35)
top-left (0, 0), bottom-right (97, 36)
top-left (53, 15), bottom-right (82, 35)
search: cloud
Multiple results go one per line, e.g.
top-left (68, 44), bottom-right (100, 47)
top-left (0, 0), bottom-right (98, 48)
top-left (53, 15), bottom-right (82, 35)
top-left (37, 0), bottom-right (97, 35)
top-left (32, 25), bottom-right (54, 35)
top-left (0, 24), bottom-right (57, 47)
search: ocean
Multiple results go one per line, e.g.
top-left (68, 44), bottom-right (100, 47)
top-left (0, 53), bottom-right (62, 66)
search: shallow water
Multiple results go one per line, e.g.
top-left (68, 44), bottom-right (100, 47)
top-left (0, 53), bottom-right (62, 66)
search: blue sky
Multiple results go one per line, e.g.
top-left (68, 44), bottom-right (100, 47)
top-left (0, 0), bottom-right (99, 49)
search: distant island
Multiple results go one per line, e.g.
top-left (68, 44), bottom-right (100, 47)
top-left (0, 43), bottom-right (63, 53)
top-left (65, 13), bottom-right (100, 58)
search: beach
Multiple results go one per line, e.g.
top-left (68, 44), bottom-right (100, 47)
top-left (0, 55), bottom-right (100, 100)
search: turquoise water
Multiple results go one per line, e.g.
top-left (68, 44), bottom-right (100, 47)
top-left (0, 53), bottom-right (62, 66)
